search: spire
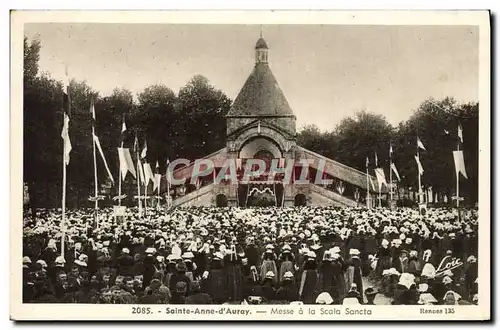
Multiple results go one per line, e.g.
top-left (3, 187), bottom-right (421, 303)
top-left (255, 33), bottom-right (268, 64)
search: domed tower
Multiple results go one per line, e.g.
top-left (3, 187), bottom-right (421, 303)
top-left (225, 35), bottom-right (297, 206)
top-left (255, 37), bottom-right (269, 63)
top-left (226, 35), bottom-right (297, 153)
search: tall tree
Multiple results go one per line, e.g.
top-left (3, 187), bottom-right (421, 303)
top-left (176, 75), bottom-right (232, 161)
top-left (135, 84), bottom-right (177, 167)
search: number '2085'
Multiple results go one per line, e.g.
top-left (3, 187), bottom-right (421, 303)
top-left (132, 307), bottom-right (152, 314)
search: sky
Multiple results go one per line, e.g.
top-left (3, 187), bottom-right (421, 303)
top-left (24, 23), bottom-right (479, 131)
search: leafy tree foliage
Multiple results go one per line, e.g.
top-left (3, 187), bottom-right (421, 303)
top-left (297, 101), bottom-right (479, 205)
top-left (23, 36), bottom-right (479, 208)
top-left (23, 38), bottom-right (232, 208)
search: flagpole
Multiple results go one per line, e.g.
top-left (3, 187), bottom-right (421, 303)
top-left (417, 146), bottom-right (422, 205)
top-left (166, 160), bottom-right (171, 209)
top-left (389, 143), bottom-right (393, 202)
top-left (91, 99), bottom-right (99, 228)
top-left (157, 169), bottom-right (160, 210)
top-left (135, 133), bottom-right (142, 217)
top-left (144, 172), bottom-right (148, 215)
top-left (366, 159), bottom-right (370, 209)
top-left (61, 150), bottom-right (67, 258)
top-left (456, 139), bottom-right (460, 208)
top-left (118, 122), bottom-right (124, 207)
top-left (60, 71), bottom-right (69, 259)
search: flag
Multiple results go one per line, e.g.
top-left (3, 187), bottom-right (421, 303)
top-left (94, 135), bottom-right (114, 184)
top-left (374, 168), bottom-right (387, 190)
top-left (417, 137), bottom-right (426, 150)
top-left (236, 158), bottom-right (242, 169)
top-left (444, 129), bottom-right (449, 135)
top-left (453, 150), bottom-right (468, 179)
top-left (365, 156), bottom-right (369, 168)
top-left (143, 163), bottom-right (154, 185)
top-left (153, 161), bottom-right (161, 192)
top-left (154, 173), bottom-right (162, 192)
top-left (138, 158), bottom-right (145, 184)
top-left (61, 71), bottom-right (71, 165)
top-left (389, 143), bottom-right (393, 156)
top-left (414, 155), bottom-right (424, 175)
top-left (90, 99), bottom-right (114, 184)
top-left (61, 112), bottom-right (71, 165)
top-left (458, 124), bottom-right (463, 143)
top-left (120, 118), bottom-right (127, 146)
top-left (166, 159), bottom-right (171, 187)
top-left (390, 162), bottom-right (401, 181)
top-left (374, 152), bottom-right (378, 167)
top-left (117, 147), bottom-right (136, 179)
top-left (134, 134), bottom-right (139, 153)
top-left (141, 141), bottom-right (148, 159)
top-left (369, 176), bottom-right (375, 191)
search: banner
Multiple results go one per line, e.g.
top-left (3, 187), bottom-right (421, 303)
top-left (453, 150), bottom-right (468, 179)
top-left (390, 163), bottom-right (401, 181)
top-left (117, 147), bottom-right (136, 179)
top-left (374, 168), bottom-right (387, 190)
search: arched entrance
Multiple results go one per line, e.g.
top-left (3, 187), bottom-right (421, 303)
top-left (216, 194), bottom-right (228, 207)
top-left (294, 193), bottom-right (307, 206)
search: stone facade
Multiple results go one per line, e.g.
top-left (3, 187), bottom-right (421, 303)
top-left (171, 36), bottom-right (380, 208)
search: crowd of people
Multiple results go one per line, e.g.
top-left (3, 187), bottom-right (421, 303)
top-left (22, 205), bottom-right (479, 305)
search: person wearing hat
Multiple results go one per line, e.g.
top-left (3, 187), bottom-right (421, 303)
top-left (344, 283), bottom-right (362, 304)
top-left (315, 291), bottom-right (334, 305)
top-left (142, 248), bottom-right (157, 289)
top-left (345, 249), bottom-right (363, 302)
top-left (317, 250), bottom-right (338, 304)
top-left (364, 287), bottom-right (378, 305)
top-left (299, 251), bottom-right (319, 304)
top-left (465, 254), bottom-right (478, 301)
top-left (375, 239), bottom-right (392, 277)
top-left (185, 280), bottom-right (212, 304)
top-left (245, 236), bottom-right (260, 268)
top-left (278, 244), bottom-right (295, 283)
top-left (260, 245), bottom-right (278, 285)
top-left (116, 247), bottom-right (134, 277)
top-left (206, 252), bottom-right (228, 304)
top-left (275, 271), bottom-right (298, 303)
top-left (224, 246), bottom-right (244, 303)
top-left (261, 271), bottom-right (277, 302)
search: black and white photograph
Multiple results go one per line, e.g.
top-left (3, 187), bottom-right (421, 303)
top-left (10, 10), bottom-right (491, 321)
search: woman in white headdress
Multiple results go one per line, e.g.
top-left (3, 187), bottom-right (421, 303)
top-left (375, 239), bottom-right (392, 277)
top-left (299, 251), bottom-right (319, 304)
top-left (260, 244), bottom-right (278, 285)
